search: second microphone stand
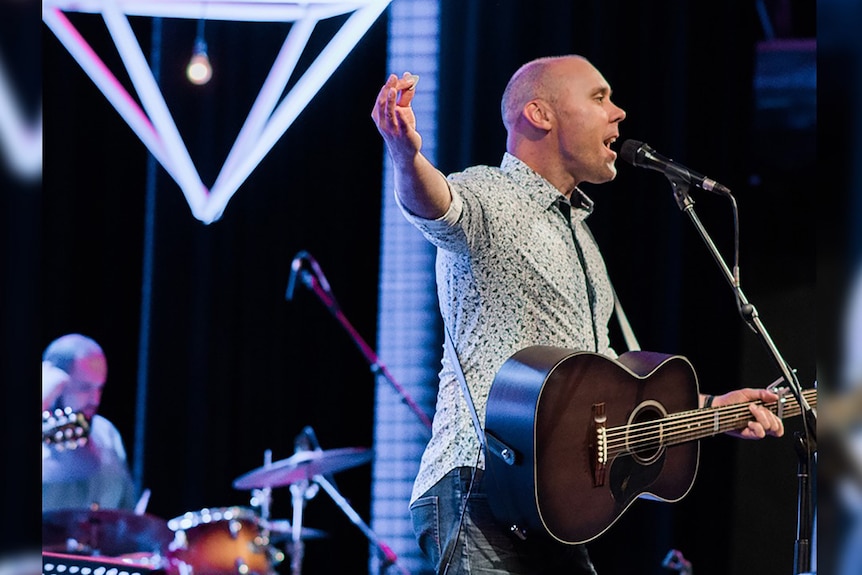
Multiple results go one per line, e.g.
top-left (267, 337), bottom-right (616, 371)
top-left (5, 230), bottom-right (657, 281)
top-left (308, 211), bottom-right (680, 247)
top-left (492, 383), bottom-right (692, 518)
top-left (288, 256), bottom-right (434, 433)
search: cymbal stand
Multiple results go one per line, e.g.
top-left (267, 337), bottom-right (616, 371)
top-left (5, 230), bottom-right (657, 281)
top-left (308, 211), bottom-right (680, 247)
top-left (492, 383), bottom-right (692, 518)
top-left (288, 477), bottom-right (319, 575)
top-left (251, 450), bottom-right (274, 541)
top-left (312, 475), bottom-right (410, 575)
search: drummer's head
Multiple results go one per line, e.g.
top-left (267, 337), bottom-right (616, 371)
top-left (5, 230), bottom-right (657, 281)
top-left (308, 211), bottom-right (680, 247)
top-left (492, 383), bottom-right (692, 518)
top-left (43, 334), bottom-right (108, 419)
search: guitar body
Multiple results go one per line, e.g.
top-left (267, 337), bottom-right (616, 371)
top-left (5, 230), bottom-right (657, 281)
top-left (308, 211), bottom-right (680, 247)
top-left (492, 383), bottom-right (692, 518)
top-left (484, 346), bottom-right (701, 545)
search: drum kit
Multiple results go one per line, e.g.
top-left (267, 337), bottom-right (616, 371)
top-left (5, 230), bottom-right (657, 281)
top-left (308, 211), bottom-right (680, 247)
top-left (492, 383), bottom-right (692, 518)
top-left (41, 437), bottom-right (401, 575)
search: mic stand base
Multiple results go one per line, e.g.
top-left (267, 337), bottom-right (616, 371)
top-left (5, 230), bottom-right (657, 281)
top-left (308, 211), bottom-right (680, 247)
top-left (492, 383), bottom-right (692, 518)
top-left (793, 432), bottom-right (815, 575)
top-left (313, 475), bottom-right (411, 575)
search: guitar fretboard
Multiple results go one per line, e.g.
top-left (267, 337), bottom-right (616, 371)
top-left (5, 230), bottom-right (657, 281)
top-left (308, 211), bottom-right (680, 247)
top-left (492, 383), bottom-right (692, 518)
top-left (604, 388), bottom-right (816, 456)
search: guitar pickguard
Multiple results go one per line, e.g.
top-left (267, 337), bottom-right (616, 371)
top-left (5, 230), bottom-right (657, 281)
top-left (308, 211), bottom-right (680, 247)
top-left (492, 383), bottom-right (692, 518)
top-left (609, 450), bottom-right (666, 506)
top-left (608, 398), bottom-right (669, 504)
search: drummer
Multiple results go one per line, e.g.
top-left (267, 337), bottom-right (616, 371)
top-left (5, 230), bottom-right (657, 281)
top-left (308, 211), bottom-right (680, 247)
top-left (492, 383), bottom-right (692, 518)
top-left (42, 334), bottom-right (136, 512)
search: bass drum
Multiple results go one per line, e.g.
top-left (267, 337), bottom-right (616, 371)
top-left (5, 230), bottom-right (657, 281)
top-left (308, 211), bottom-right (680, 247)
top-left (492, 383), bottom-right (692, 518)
top-left (167, 507), bottom-right (278, 575)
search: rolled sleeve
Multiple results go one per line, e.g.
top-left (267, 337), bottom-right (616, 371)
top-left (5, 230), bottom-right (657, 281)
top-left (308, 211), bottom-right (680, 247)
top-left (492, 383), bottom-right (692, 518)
top-left (395, 184), bottom-right (464, 229)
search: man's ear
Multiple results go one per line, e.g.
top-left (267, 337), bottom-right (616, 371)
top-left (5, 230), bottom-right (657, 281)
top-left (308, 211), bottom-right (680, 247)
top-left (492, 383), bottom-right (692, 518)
top-left (523, 100), bottom-right (553, 131)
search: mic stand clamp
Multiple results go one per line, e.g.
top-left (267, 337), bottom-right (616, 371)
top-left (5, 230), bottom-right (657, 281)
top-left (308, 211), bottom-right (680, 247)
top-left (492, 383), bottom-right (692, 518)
top-left (664, 175), bottom-right (816, 575)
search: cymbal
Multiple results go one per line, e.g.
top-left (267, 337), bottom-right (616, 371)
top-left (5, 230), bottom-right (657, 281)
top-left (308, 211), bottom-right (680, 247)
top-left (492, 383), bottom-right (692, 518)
top-left (42, 508), bottom-right (174, 556)
top-left (232, 447), bottom-right (373, 490)
top-left (260, 519), bottom-right (328, 541)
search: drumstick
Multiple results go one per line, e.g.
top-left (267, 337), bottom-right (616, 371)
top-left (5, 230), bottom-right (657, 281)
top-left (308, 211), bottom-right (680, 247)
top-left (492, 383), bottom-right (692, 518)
top-left (134, 488), bottom-right (151, 515)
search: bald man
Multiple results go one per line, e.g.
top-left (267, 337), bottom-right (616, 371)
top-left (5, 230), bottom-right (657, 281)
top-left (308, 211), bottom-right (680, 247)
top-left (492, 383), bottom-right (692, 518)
top-left (42, 334), bottom-right (135, 512)
top-left (372, 55), bottom-right (785, 574)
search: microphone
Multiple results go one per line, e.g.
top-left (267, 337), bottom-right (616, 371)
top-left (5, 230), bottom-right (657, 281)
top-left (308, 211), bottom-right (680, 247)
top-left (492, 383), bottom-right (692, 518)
top-left (620, 139), bottom-right (732, 196)
top-left (304, 253), bottom-right (332, 294)
top-left (285, 251), bottom-right (310, 301)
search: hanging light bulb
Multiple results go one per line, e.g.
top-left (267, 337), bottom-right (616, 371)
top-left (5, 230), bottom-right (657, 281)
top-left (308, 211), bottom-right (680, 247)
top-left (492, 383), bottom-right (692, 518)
top-left (186, 20), bottom-right (212, 85)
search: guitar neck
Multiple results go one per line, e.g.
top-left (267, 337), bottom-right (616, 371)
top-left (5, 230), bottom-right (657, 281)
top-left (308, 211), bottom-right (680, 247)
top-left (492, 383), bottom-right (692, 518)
top-left (665, 388), bottom-right (817, 445)
top-left (605, 388), bottom-right (817, 457)
top-left (42, 407), bottom-right (91, 450)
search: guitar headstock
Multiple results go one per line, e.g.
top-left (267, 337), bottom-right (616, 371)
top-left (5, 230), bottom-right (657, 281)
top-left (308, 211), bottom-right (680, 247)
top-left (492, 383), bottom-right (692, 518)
top-left (42, 407), bottom-right (90, 451)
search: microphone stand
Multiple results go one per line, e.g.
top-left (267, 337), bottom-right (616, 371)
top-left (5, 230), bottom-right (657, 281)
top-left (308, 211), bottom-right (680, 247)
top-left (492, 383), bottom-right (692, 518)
top-left (314, 474), bottom-right (411, 575)
top-left (665, 177), bottom-right (816, 575)
top-left (298, 427), bottom-right (412, 575)
top-left (291, 264), bottom-right (434, 433)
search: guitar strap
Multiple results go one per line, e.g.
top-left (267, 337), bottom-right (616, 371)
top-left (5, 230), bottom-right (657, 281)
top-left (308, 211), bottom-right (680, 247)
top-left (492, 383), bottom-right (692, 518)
top-left (443, 323), bottom-right (486, 453)
top-left (612, 286), bottom-right (641, 352)
top-left (581, 221), bottom-right (641, 352)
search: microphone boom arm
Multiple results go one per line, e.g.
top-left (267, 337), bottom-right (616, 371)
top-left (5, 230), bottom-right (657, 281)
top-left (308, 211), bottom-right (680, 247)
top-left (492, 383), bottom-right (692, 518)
top-left (294, 267), bottom-right (434, 434)
top-left (666, 178), bottom-right (815, 435)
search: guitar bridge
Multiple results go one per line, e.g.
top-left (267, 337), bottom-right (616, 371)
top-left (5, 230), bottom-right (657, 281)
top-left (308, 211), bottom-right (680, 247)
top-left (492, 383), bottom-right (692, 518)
top-left (592, 403), bottom-right (607, 487)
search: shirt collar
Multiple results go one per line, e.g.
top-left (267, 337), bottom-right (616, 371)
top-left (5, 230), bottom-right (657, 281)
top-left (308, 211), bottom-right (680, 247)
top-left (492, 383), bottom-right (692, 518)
top-left (500, 153), bottom-right (595, 218)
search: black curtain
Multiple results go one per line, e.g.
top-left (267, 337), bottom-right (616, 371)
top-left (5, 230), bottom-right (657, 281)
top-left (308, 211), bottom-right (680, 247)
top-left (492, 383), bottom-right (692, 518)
top-left (2, 0), bottom-right (42, 558)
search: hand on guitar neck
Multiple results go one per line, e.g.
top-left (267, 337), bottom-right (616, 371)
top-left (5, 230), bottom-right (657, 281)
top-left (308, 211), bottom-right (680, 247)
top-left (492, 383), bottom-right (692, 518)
top-left (42, 362), bottom-right (93, 450)
top-left (704, 387), bottom-right (785, 440)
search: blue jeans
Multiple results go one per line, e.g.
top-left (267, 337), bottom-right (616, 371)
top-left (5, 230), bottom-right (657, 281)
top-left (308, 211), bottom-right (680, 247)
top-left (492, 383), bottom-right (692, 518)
top-left (409, 467), bottom-right (597, 574)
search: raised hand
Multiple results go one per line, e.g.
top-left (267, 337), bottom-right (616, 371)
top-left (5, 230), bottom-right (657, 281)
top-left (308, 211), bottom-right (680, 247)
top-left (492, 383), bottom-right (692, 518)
top-left (371, 72), bottom-right (421, 164)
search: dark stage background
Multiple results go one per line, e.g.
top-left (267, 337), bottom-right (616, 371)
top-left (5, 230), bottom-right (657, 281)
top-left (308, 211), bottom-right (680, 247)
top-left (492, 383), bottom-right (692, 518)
top-left (31, 1), bottom-right (816, 573)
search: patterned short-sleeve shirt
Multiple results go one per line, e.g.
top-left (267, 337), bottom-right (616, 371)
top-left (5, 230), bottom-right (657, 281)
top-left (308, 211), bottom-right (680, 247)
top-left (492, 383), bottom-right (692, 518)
top-left (401, 153), bottom-right (616, 503)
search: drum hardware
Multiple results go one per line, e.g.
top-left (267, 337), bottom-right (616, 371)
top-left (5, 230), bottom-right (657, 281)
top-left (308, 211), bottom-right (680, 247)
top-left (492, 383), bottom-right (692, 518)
top-left (257, 519), bottom-right (327, 542)
top-left (231, 447), bottom-right (373, 490)
top-left (166, 506), bottom-right (279, 575)
top-left (43, 551), bottom-right (168, 575)
top-left (233, 433), bottom-right (374, 575)
top-left (232, 428), bottom-right (408, 575)
top-left (42, 507), bottom-right (173, 562)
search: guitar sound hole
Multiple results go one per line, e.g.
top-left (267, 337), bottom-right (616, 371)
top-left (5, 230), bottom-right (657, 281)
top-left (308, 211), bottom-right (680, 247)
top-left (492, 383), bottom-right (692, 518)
top-left (625, 400), bottom-right (667, 465)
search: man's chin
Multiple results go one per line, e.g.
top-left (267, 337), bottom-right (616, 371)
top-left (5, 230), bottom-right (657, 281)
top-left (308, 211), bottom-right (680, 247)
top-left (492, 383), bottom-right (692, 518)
top-left (586, 168), bottom-right (617, 186)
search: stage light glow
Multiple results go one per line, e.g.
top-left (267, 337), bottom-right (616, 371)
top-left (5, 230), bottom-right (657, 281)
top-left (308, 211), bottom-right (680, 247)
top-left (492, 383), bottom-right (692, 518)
top-left (42, 0), bottom-right (393, 223)
top-left (186, 39), bottom-right (212, 85)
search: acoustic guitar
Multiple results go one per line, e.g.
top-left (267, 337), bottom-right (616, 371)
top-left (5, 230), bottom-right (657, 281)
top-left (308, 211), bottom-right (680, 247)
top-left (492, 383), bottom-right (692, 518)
top-left (483, 346), bottom-right (816, 545)
top-left (42, 406), bottom-right (90, 450)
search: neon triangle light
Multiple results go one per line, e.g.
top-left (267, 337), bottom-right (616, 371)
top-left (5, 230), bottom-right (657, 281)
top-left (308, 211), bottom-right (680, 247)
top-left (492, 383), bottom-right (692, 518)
top-left (0, 48), bottom-right (42, 181)
top-left (42, 0), bottom-right (392, 223)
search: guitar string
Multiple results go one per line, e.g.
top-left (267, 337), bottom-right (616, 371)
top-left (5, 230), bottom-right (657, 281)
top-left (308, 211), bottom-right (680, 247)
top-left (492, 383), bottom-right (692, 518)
top-left (601, 388), bottom-right (816, 440)
top-left (603, 391), bottom-right (813, 445)
top-left (603, 405), bottom-right (755, 453)
top-left (603, 390), bottom-right (815, 450)
top-left (604, 409), bottom-right (794, 455)
top-left (600, 390), bottom-right (815, 455)
top-left (601, 392), bottom-right (815, 456)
